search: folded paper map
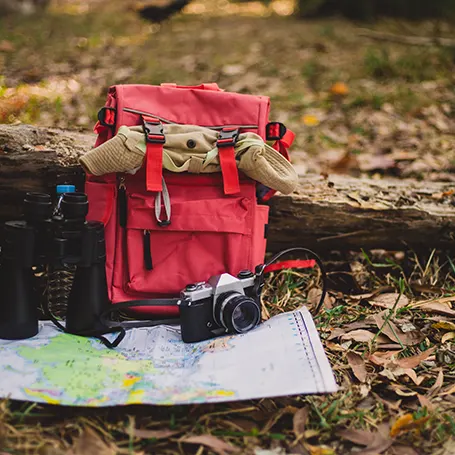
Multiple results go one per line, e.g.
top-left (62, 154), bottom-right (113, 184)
top-left (0, 307), bottom-right (337, 406)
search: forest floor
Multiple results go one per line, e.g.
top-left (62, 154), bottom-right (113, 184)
top-left (1, 1), bottom-right (455, 454)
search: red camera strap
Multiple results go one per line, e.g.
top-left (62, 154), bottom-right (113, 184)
top-left (264, 259), bottom-right (316, 274)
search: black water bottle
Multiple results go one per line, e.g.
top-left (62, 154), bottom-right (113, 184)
top-left (0, 193), bottom-right (52, 340)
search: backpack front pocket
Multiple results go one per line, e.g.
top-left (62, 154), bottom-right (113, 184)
top-left (124, 192), bottom-right (254, 296)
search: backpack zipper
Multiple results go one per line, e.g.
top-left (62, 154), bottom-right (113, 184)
top-left (123, 107), bottom-right (259, 131)
top-left (118, 176), bottom-right (127, 228)
top-left (143, 229), bottom-right (153, 270)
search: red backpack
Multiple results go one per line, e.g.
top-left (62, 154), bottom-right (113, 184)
top-left (84, 83), bottom-right (295, 317)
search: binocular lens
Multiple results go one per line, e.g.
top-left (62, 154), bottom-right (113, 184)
top-left (60, 192), bottom-right (89, 220)
top-left (215, 292), bottom-right (261, 334)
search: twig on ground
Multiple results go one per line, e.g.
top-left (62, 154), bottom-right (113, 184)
top-left (358, 28), bottom-right (455, 47)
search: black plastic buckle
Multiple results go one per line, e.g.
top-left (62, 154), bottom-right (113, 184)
top-left (217, 128), bottom-right (239, 147)
top-left (97, 106), bottom-right (116, 128)
top-left (142, 119), bottom-right (165, 144)
top-left (266, 122), bottom-right (287, 141)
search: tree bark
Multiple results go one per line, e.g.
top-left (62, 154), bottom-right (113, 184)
top-left (1, 123), bottom-right (455, 253)
top-left (268, 174), bottom-right (455, 252)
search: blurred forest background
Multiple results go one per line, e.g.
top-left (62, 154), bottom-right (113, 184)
top-left (0, 0), bottom-right (454, 179)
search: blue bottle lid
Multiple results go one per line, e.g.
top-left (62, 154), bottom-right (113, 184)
top-left (56, 185), bottom-right (76, 195)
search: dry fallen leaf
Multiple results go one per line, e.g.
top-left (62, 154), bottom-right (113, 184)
top-left (373, 311), bottom-right (424, 346)
top-left (436, 347), bottom-right (455, 365)
top-left (305, 444), bottom-right (336, 455)
top-left (427, 369), bottom-right (444, 397)
top-left (390, 414), bottom-right (430, 438)
top-left (261, 405), bottom-right (297, 434)
top-left (322, 148), bottom-right (360, 174)
top-left (417, 394), bottom-right (435, 412)
top-left (182, 435), bottom-right (240, 454)
top-left (369, 293), bottom-right (409, 310)
top-left (346, 351), bottom-right (367, 382)
top-left (369, 350), bottom-right (396, 366)
top-left (341, 329), bottom-right (375, 343)
top-left (389, 383), bottom-right (418, 397)
top-left (412, 300), bottom-right (455, 317)
top-left (293, 407), bottom-right (309, 437)
top-left (222, 64), bottom-right (245, 76)
top-left (440, 383), bottom-right (455, 396)
top-left (327, 327), bottom-right (347, 340)
top-left (307, 288), bottom-right (334, 309)
top-left (337, 428), bottom-right (375, 446)
top-left (432, 321), bottom-right (455, 331)
top-left (442, 332), bottom-right (455, 343)
top-left (301, 114), bottom-right (320, 127)
top-left (131, 428), bottom-right (180, 439)
top-left (371, 349), bottom-right (431, 385)
top-left (395, 347), bottom-right (435, 369)
top-left (431, 189), bottom-right (454, 200)
top-left (67, 427), bottom-right (116, 455)
top-left (356, 424), bottom-right (393, 455)
top-left (0, 40), bottom-right (15, 52)
top-left (330, 82), bottom-right (349, 96)
top-left (390, 445), bottom-right (420, 455)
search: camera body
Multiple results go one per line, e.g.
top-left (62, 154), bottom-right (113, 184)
top-left (178, 270), bottom-right (263, 343)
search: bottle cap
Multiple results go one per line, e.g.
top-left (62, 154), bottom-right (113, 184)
top-left (56, 185), bottom-right (76, 195)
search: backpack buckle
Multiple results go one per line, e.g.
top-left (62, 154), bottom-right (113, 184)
top-left (266, 122), bottom-right (287, 141)
top-left (217, 127), bottom-right (239, 147)
top-left (142, 117), bottom-right (165, 144)
top-left (97, 106), bottom-right (116, 128)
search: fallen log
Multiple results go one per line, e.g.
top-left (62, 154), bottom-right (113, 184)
top-left (1, 123), bottom-right (455, 252)
top-left (0, 124), bottom-right (90, 221)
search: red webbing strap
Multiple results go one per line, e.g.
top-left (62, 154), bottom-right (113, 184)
top-left (217, 128), bottom-right (240, 195)
top-left (264, 259), bottom-right (316, 274)
top-left (261, 128), bottom-right (295, 201)
top-left (145, 142), bottom-right (163, 192)
top-left (94, 102), bottom-right (116, 146)
top-left (93, 121), bottom-right (110, 147)
top-left (142, 116), bottom-right (165, 192)
top-left (273, 129), bottom-right (295, 160)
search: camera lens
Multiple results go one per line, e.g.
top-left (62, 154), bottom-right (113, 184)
top-left (215, 292), bottom-right (260, 334)
top-left (60, 192), bottom-right (88, 220)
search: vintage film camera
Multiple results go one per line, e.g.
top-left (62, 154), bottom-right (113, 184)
top-left (178, 270), bottom-right (264, 343)
top-left (0, 192), bottom-right (110, 341)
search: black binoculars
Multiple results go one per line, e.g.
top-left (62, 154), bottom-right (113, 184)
top-left (0, 192), bottom-right (110, 341)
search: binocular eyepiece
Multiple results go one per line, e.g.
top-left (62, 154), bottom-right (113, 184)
top-left (23, 192), bottom-right (53, 223)
top-left (0, 191), bottom-right (110, 341)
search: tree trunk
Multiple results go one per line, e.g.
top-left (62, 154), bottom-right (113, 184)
top-left (1, 123), bottom-right (455, 253)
